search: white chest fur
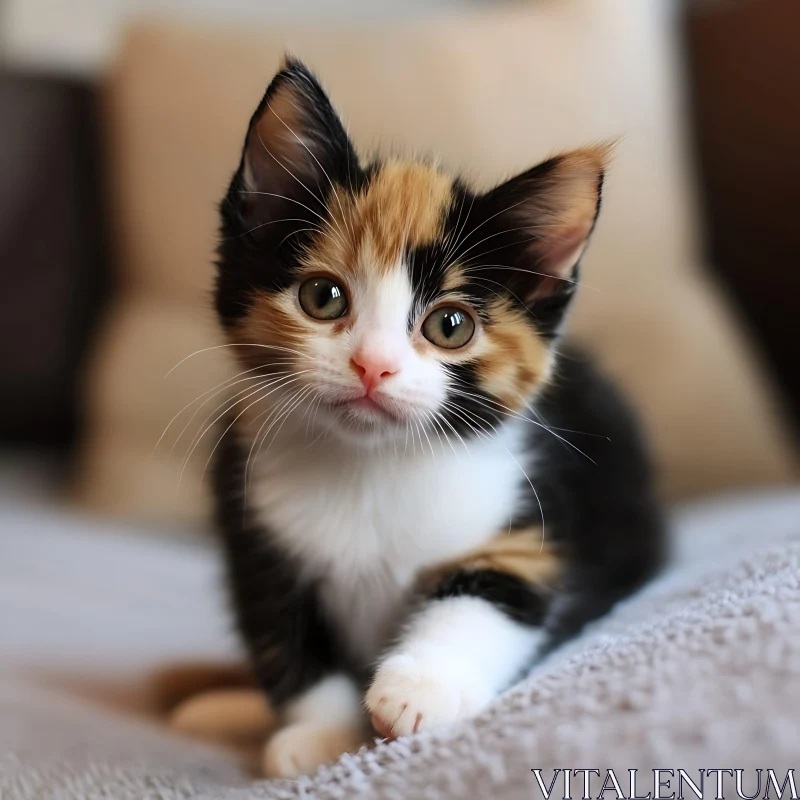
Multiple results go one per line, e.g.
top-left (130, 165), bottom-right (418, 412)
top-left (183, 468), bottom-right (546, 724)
top-left (250, 421), bottom-right (528, 665)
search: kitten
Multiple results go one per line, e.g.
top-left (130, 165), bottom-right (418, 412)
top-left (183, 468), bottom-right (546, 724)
top-left (212, 59), bottom-right (664, 778)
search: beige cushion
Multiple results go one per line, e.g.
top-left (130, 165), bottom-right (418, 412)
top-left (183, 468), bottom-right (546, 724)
top-left (73, 2), bottom-right (796, 525)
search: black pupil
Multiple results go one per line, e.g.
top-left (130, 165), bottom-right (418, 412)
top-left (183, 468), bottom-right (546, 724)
top-left (441, 310), bottom-right (464, 338)
top-left (316, 281), bottom-right (341, 308)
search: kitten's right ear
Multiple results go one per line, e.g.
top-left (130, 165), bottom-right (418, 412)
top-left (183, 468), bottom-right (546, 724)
top-left (232, 58), bottom-right (357, 230)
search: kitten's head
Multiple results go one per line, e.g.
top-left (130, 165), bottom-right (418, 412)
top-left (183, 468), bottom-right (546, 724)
top-left (216, 59), bottom-right (607, 446)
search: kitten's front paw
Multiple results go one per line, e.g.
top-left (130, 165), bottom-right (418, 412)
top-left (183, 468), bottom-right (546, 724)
top-left (262, 721), bottom-right (366, 779)
top-left (364, 652), bottom-right (492, 738)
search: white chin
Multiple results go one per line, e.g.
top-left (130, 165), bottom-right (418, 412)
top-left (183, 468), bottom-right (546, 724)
top-left (317, 403), bottom-right (404, 446)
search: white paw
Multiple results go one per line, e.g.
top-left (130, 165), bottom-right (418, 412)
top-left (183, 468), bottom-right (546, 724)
top-left (364, 651), bottom-right (493, 738)
top-left (262, 721), bottom-right (366, 779)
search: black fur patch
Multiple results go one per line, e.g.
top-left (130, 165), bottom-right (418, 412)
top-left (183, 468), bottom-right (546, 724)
top-left (431, 569), bottom-right (549, 626)
top-left (213, 431), bottom-right (347, 706)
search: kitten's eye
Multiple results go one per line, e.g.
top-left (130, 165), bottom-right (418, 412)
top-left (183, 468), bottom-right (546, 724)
top-left (298, 276), bottom-right (348, 320)
top-left (421, 307), bottom-right (475, 349)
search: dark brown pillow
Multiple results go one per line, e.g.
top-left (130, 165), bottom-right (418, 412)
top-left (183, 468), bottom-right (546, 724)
top-left (0, 73), bottom-right (113, 450)
top-left (685, 0), bottom-right (800, 432)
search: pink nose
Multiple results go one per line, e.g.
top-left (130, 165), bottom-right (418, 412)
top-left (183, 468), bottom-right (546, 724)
top-left (351, 351), bottom-right (399, 394)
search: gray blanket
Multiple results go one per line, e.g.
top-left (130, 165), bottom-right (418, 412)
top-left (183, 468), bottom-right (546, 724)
top-left (2, 490), bottom-right (800, 799)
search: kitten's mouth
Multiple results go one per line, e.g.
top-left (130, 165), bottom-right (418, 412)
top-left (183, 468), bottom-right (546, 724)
top-left (351, 396), bottom-right (387, 414)
top-left (327, 394), bottom-right (399, 424)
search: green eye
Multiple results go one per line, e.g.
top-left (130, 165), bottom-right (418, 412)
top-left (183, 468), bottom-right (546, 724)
top-left (421, 306), bottom-right (476, 349)
top-left (298, 276), bottom-right (348, 320)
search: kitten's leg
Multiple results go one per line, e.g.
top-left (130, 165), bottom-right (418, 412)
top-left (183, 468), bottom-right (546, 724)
top-left (170, 688), bottom-right (276, 743)
top-left (366, 531), bottom-right (557, 738)
top-left (214, 435), bottom-right (367, 777)
top-left (263, 673), bottom-right (369, 779)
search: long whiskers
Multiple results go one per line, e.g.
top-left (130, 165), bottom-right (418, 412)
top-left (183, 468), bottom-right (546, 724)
top-left (410, 409), bottom-right (436, 461)
top-left (165, 343), bottom-right (313, 378)
top-left (177, 372), bottom-right (310, 492)
top-left (154, 364), bottom-right (271, 454)
top-left (503, 447), bottom-right (546, 551)
top-left (439, 397), bottom-right (545, 544)
top-left (239, 189), bottom-right (346, 250)
top-left (169, 373), bottom-right (282, 457)
top-left (199, 378), bottom-right (307, 486)
top-left (244, 384), bottom-right (318, 501)
top-left (171, 367), bottom-right (298, 458)
top-left (441, 198), bottom-right (529, 269)
top-left (446, 382), bottom-right (597, 465)
top-left (462, 262), bottom-right (597, 292)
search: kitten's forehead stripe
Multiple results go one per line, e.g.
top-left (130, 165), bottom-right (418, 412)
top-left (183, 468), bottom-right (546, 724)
top-left (303, 160), bottom-right (454, 278)
top-left (359, 161), bottom-right (454, 264)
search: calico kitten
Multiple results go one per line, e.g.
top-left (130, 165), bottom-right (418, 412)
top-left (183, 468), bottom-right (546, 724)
top-left (212, 59), bottom-right (664, 778)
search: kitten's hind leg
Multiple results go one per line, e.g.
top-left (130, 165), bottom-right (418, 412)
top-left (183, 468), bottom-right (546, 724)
top-left (262, 673), bottom-right (369, 779)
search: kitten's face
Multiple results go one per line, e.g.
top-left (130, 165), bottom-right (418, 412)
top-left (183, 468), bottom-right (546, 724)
top-left (216, 60), bottom-right (606, 446)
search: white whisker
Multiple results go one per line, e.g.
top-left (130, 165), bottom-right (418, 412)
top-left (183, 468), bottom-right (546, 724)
top-left (173, 370), bottom-right (297, 458)
top-left (178, 373), bottom-right (309, 493)
top-left (447, 384), bottom-right (596, 465)
top-left (462, 262), bottom-right (596, 292)
top-left (265, 103), bottom-right (352, 241)
top-left (442, 198), bottom-right (529, 269)
top-left (503, 447), bottom-right (545, 551)
top-left (153, 365), bottom-right (270, 454)
top-left (165, 343), bottom-right (312, 378)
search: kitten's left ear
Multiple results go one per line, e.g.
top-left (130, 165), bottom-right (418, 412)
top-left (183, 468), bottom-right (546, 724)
top-left (472, 145), bottom-right (610, 333)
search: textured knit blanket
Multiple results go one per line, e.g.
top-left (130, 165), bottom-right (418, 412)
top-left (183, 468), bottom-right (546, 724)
top-left (2, 490), bottom-right (800, 799)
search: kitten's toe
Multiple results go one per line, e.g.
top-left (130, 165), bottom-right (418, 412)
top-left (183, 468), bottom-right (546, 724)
top-left (365, 652), bottom-right (492, 738)
top-left (262, 721), bottom-right (366, 779)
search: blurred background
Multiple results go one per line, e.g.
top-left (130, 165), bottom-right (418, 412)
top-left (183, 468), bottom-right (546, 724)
top-left (1, 0), bottom-right (799, 719)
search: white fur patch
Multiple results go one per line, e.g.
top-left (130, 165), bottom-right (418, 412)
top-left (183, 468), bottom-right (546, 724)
top-left (365, 596), bottom-right (544, 737)
top-left (262, 721), bottom-right (367, 779)
top-left (251, 418), bottom-right (531, 665)
top-left (284, 673), bottom-right (362, 725)
top-left (263, 673), bottom-right (367, 779)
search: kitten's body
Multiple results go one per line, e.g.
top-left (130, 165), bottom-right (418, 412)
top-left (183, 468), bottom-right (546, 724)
top-left (233, 413), bottom-right (528, 665)
top-left (211, 60), bottom-right (665, 777)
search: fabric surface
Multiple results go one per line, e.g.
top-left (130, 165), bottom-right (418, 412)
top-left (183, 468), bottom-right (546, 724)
top-left (3, 490), bottom-right (800, 799)
top-left (71, 1), bottom-right (796, 526)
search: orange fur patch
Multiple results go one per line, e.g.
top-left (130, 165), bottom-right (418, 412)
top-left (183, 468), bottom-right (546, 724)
top-left (420, 527), bottom-right (561, 591)
top-left (440, 263), bottom-right (468, 292)
top-left (301, 160), bottom-right (453, 278)
top-left (474, 296), bottom-right (552, 412)
top-left (233, 291), bottom-right (308, 370)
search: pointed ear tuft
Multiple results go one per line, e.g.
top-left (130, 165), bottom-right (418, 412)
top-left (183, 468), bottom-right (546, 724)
top-left (466, 143), bottom-right (610, 336)
top-left (513, 143), bottom-right (610, 287)
top-left (236, 58), bottom-right (356, 227)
